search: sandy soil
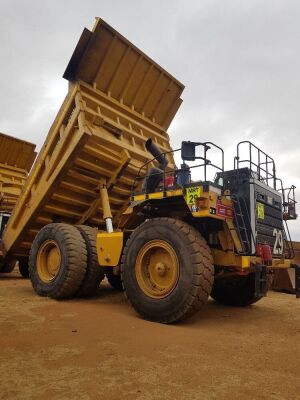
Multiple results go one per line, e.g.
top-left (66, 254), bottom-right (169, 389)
top-left (0, 271), bottom-right (299, 400)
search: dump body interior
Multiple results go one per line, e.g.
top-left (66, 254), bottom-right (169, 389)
top-left (0, 132), bottom-right (36, 213)
top-left (2, 18), bottom-right (184, 261)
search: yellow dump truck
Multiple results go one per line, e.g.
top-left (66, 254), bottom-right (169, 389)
top-left (272, 241), bottom-right (300, 293)
top-left (0, 18), bottom-right (298, 323)
top-left (0, 133), bottom-right (36, 274)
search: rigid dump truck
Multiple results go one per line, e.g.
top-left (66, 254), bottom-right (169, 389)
top-left (0, 132), bottom-right (36, 275)
top-left (0, 18), bottom-right (298, 323)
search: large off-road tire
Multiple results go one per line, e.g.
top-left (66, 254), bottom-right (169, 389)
top-left (29, 223), bottom-right (87, 299)
top-left (211, 273), bottom-right (263, 306)
top-left (121, 218), bottom-right (214, 324)
top-left (75, 225), bottom-right (104, 297)
top-left (18, 260), bottom-right (29, 278)
top-left (106, 271), bottom-right (123, 291)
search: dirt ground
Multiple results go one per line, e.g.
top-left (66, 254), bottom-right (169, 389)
top-left (0, 271), bottom-right (299, 400)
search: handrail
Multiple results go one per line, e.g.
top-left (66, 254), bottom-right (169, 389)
top-left (235, 141), bottom-right (276, 189)
top-left (131, 141), bottom-right (224, 197)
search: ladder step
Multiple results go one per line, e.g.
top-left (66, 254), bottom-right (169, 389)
top-left (231, 195), bottom-right (251, 254)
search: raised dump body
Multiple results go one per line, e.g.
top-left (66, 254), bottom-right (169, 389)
top-left (1, 18), bottom-right (184, 263)
top-left (0, 132), bottom-right (36, 213)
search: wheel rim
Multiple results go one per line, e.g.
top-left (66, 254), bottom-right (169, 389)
top-left (135, 240), bottom-right (179, 299)
top-left (37, 240), bottom-right (62, 283)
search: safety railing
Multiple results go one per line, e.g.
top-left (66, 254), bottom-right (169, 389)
top-left (131, 141), bottom-right (224, 197)
top-left (234, 141), bottom-right (277, 189)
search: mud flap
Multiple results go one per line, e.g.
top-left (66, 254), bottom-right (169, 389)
top-left (254, 265), bottom-right (268, 299)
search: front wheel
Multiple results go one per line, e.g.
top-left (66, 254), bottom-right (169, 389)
top-left (121, 218), bottom-right (214, 324)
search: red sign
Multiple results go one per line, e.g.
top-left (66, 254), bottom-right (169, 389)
top-left (216, 200), bottom-right (233, 218)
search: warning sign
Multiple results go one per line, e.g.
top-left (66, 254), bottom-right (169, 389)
top-left (185, 186), bottom-right (202, 205)
top-left (256, 202), bottom-right (265, 220)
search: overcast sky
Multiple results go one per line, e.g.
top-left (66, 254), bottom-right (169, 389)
top-left (1, 0), bottom-right (299, 238)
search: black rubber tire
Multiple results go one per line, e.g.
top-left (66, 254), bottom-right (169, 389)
top-left (211, 273), bottom-right (263, 306)
top-left (75, 225), bottom-right (104, 297)
top-left (106, 271), bottom-right (123, 291)
top-left (121, 218), bottom-right (214, 324)
top-left (29, 223), bottom-right (87, 299)
top-left (18, 260), bottom-right (29, 278)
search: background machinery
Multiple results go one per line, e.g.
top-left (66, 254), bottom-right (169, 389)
top-left (0, 133), bottom-right (36, 276)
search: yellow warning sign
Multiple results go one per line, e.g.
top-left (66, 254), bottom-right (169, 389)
top-left (185, 186), bottom-right (202, 205)
top-left (256, 202), bottom-right (265, 220)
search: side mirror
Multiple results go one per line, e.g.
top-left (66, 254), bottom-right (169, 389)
top-left (181, 141), bottom-right (196, 161)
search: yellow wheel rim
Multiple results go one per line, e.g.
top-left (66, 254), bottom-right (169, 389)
top-left (37, 240), bottom-right (62, 283)
top-left (135, 240), bottom-right (179, 299)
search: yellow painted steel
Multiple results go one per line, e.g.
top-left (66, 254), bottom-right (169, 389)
top-left (133, 188), bottom-right (184, 202)
top-left (269, 258), bottom-right (293, 269)
top-left (167, 189), bottom-right (183, 197)
top-left (212, 249), bottom-right (251, 269)
top-left (99, 179), bottom-right (112, 220)
top-left (64, 18), bottom-right (184, 130)
top-left (212, 249), bottom-right (294, 270)
top-left (0, 133), bottom-right (36, 213)
top-left (135, 239), bottom-right (179, 298)
top-left (97, 231), bottom-right (123, 266)
top-left (2, 19), bottom-right (183, 260)
top-left (225, 219), bottom-right (243, 253)
top-left (272, 241), bottom-right (300, 292)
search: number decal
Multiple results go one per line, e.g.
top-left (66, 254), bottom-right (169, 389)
top-left (185, 186), bottom-right (202, 205)
top-left (273, 228), bottom-right (284, 255)
top-left (188, 193), bottom-right (198, 203)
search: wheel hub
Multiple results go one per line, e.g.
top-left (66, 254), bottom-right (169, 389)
top-left (155, 262), bottom-right (167, 276)
top-left (135, 240), bottom-right (179, 299)
top-left (37, 240), bottom-right (61, 283)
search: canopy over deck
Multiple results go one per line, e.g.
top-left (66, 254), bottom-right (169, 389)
top-left (64, 18), bottom-right (184, 130)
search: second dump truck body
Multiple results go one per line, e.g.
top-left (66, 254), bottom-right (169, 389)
top-left (0, 132), bottom-right (36, 214)
top-left (0, 133), bottom-right (36, 271)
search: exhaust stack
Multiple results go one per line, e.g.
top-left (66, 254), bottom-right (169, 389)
top-left (145, 138), bottom-right (168, 170)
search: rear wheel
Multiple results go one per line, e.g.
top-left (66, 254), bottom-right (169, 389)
top-left (211, 273), bottom-right (263, 306)
top-left (75, 225), bottom-right (104, 297)
top-left (18, 260), bottom-right (29, 278)
top-left (121, 218), bottom-right (214, 323)
top-left (29, 223), bottom-right (87, 299)
top-left (0, 259), bottom-right (17, 273)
